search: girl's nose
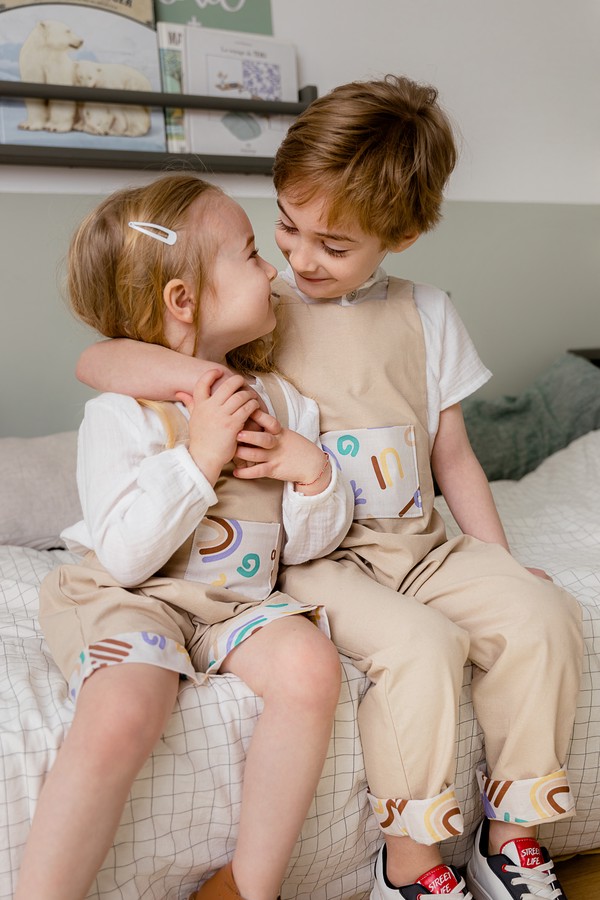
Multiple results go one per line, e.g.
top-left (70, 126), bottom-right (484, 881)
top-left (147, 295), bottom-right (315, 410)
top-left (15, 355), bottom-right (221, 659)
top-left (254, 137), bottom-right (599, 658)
top-left (260, 256), bottom-right (278, 281)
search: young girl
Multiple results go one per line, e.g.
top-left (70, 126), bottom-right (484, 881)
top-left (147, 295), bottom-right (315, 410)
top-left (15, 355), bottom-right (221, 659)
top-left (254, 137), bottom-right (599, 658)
top-left (75, 78), bottom-right (582, 900)
top-left (15, 173), bottom-right (353, 900)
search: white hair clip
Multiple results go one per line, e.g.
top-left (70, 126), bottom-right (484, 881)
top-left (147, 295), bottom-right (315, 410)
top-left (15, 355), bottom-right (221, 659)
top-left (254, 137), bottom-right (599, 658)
top-left (128, 221), bottom-right (177, 245)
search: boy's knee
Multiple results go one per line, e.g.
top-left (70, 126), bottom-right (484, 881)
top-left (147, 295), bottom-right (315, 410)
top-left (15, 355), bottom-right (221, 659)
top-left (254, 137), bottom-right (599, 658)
top-left (519, 579), bottom-right (582, 641)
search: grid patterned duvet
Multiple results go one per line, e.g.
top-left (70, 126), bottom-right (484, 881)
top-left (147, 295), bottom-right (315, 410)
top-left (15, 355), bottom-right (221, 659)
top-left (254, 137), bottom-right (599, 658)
top-left (1, 430), bottom-right (599, 899)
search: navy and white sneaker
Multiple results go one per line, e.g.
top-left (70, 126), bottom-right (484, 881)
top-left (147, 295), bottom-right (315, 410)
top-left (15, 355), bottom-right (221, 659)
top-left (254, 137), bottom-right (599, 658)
top-left (371, 844), bottom-right (473, 898)
top-left (467, 820), bottom-right (566, 899)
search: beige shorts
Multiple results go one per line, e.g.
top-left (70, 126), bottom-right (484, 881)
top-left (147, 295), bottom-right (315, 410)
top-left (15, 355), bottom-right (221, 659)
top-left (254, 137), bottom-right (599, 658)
top-left (39, 556), bottom-right (327, 702)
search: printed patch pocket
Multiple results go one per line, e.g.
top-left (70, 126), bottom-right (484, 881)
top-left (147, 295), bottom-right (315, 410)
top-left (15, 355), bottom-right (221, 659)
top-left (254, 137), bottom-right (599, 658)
top-left (321, 426), bottom-right (422, 520)
top-left (184, 517), bottom-right (281, 600)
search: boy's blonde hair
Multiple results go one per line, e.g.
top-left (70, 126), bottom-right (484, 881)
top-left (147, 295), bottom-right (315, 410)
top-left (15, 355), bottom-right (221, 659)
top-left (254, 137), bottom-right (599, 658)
top-left (68, 172), bottom-right (274, 374)
top-left (272, 74), bottom-right (458, 246)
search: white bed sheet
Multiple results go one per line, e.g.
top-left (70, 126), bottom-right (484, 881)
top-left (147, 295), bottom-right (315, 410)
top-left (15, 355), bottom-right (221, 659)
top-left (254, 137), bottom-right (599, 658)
top-left (1, 430), bottom-right (599, 899)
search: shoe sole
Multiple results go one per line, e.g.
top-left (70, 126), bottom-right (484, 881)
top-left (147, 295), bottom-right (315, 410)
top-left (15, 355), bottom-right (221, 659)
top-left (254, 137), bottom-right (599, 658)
top-left (466, 865), bottom-right (501, 900)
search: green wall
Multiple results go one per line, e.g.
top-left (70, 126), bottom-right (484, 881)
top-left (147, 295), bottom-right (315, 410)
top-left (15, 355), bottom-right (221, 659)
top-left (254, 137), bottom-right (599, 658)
top-left (1, 192), bottom-right (598, 437)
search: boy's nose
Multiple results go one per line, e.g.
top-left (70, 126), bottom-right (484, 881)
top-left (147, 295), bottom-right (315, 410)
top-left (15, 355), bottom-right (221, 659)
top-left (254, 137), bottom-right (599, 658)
top-left (289, 243), bottom-right (316, 274)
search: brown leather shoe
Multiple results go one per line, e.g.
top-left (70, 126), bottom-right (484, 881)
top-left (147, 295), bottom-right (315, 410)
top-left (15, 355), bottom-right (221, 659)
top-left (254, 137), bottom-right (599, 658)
top-left (188, 862), bottom-right (243, 900)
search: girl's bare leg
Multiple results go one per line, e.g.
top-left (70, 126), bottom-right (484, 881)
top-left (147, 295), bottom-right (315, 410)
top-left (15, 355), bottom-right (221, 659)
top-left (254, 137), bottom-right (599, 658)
top-left (14, 663), bottom-right (179, 900)
top-left (220, 616), bottom-right (341, 900)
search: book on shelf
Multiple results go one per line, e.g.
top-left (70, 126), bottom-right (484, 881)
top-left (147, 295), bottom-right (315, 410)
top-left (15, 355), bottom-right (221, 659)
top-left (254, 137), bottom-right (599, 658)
top-left (181, 25), bottom-right (298, 159)
top-left (157, 21), bottom-right (187, 152)
top-left (153, 0), bottom-right (273, 35)
top-left (0, 0), bottom-right (166, 152)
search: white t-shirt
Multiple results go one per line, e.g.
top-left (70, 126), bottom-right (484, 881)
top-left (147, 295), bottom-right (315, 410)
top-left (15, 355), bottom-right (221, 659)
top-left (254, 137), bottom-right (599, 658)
top-left (62, 374), bottom-right (353, 587)
top-left (279, 266), bottom-right (492, 444)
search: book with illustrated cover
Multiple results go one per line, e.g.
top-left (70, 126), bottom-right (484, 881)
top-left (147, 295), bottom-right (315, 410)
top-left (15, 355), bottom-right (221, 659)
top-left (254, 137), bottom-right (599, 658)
top-left (0, 0), bottom-right (166, 151)
top-left (156, 20), bottom-right (187, 152)
top-left (183, 26), bottom-right (297, 158)
top-left (153, 0), bottom-right (273, 35)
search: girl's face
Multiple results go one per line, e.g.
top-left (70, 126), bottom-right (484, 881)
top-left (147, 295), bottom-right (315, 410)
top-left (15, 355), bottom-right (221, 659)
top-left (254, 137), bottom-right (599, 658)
top-left (195, 195), bottom-right (277, 363)
top-left (275, 192), bottom-right (389, 301)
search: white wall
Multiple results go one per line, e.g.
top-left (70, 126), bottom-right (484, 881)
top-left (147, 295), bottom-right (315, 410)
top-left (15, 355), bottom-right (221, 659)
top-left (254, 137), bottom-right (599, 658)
top-left (1, 0), bottom-right (597, 203)
top-left (271, 0), bottom-right (600, 205)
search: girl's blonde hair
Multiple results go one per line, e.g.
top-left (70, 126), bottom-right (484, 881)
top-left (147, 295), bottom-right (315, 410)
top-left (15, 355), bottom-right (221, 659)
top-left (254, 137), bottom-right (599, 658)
top-left (68, 172), bottom-right (274, 375)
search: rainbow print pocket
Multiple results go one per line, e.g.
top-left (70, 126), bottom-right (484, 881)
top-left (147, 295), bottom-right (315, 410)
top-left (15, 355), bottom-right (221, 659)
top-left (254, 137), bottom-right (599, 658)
top-left (321, 425), bottom-right (422, 520)
top-left (184, 517), bottom-right (281, 600)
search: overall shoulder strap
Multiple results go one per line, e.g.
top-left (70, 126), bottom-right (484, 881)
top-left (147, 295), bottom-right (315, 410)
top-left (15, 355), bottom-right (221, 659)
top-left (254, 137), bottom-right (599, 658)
top-left (257, 373), bottom-right (290, 429)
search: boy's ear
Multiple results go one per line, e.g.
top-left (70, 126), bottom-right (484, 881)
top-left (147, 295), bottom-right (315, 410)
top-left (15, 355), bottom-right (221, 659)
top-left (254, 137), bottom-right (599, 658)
top-left (389, 232), bottom-right (420, 253)
top-left (163, 278), bottom-right (196, 323)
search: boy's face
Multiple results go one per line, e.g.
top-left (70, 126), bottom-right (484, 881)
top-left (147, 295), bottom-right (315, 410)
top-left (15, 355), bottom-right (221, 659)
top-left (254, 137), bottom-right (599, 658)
top-left (275, 192), bottom-right (389, 300)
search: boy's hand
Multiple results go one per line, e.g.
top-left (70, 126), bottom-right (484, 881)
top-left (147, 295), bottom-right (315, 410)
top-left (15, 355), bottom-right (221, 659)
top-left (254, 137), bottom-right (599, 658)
top-left (177, 371), bottom-right (260, 485)
top-left (234, 408), bottom-right (331, 495)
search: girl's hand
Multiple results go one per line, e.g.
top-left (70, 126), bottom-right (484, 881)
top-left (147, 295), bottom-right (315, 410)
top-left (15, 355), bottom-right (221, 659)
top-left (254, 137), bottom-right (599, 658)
top-left (177, 371), bottom-right (260, 485)
top-left (234, 408), bottom-right (332, 496)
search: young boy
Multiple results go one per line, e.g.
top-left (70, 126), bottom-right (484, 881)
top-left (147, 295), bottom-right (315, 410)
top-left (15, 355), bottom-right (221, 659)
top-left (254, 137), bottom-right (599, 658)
top-left (78, 76), bottom-right (582, 900)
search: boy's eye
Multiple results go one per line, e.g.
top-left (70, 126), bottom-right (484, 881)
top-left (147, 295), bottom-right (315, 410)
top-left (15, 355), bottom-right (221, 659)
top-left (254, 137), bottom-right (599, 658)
top-left (250, 248), bottom-right (259, 259)
top-left (275, 218), bottom-right (297, 234)
top-left (323, 245), bottom-right (348, 258)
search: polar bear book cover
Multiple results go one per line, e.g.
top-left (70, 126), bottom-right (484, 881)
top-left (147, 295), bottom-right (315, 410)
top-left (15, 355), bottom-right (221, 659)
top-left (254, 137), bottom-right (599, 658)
top-left (0, 0), bottom-right (167, 151)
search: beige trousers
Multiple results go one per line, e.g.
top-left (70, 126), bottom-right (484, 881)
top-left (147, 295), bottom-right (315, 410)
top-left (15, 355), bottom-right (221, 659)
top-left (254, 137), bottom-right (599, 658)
top-left (279, 536), bottom-right (583, 839)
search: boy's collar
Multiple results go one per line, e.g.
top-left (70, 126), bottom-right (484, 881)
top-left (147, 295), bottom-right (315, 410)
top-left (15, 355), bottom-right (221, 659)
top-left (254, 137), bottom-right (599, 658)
top-left (280, 264), bottom-right (388, 305)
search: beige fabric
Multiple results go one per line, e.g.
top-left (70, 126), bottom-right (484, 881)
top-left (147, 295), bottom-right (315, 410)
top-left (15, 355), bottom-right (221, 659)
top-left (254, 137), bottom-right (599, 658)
top-left (40, 555), bottom-right (306, 680)
top-left (274, 277), bottom-right (583, 827)
top-left (275, 276), bottom-right (448, 588)
top-left (39, 373), bottom-right (316, 681)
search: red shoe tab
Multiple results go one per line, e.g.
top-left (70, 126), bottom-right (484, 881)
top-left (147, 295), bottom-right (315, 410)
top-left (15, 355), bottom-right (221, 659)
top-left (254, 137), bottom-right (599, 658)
top-left (502, 838), bottom-right (545, 869)
top-left (417, 865), bottom-right (460, 893)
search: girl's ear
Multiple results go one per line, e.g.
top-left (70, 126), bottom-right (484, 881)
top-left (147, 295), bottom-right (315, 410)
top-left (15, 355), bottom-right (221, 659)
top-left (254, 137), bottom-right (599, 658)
top-left (163, 278), bottom-right (196, 323)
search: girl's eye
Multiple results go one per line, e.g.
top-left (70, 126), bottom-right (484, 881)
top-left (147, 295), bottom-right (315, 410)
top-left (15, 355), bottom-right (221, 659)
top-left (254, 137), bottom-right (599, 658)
top-left (323, 245), bottom-right (348, 258)
top-left (250, 248), bottom-right (260, 259)
top-left (275, 218), bottom-right (297, 234)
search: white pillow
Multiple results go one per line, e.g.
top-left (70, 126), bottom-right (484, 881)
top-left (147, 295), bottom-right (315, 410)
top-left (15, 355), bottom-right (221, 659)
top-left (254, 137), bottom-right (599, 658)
top-left (0, 431), bottom-right (82, 550)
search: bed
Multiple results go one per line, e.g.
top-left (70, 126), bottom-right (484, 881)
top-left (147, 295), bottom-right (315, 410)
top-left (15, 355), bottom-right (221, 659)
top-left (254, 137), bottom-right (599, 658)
top-left (1, 353), bottom-right (599, 900)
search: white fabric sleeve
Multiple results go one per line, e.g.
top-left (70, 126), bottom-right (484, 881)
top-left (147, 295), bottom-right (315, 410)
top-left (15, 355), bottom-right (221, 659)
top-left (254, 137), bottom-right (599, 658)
top-left (413, 283), bottom-right (492, 443)
top-left (62, 394), bottom-right (217, 586)
top-left (267, 379), bottom-right (354, 565)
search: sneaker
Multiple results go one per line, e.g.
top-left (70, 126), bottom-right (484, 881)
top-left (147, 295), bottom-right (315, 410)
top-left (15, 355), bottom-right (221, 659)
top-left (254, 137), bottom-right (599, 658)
top-left (371, 844), bottom-right (473, 898)
top-left (467, 819), bottom-right (566, 899)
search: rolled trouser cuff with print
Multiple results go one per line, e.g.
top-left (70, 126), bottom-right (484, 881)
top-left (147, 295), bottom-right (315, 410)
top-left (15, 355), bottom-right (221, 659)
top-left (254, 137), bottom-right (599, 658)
top-left (368, 785), bottom-right (464, 844)
top-left (477, 764), bottom-right (576, 826)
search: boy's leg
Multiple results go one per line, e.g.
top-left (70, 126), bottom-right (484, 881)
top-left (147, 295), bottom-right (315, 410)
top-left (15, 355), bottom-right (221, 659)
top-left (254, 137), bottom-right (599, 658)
top-left (408, 538), bottom-right (581, 898)
top-left (410, 538), bottom-right (582, 826)
top-left (195, 615), bottom-right (341, 900)
top-left (14, 663), bottom-right (179, 900)
top-left (280, 559), bottom-right (471, 890)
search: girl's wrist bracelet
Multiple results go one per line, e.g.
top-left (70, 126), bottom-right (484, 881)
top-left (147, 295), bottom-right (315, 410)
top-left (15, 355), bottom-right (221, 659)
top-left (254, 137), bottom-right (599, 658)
top-left (295, 452), bottom-right (330, 487)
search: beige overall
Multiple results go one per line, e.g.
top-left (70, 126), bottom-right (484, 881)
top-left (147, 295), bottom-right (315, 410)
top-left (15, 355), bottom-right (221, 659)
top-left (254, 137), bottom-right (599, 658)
top-left (40, 374), bottom-right (327, 702)
top-left (274, 277), bottom-right (583, 844)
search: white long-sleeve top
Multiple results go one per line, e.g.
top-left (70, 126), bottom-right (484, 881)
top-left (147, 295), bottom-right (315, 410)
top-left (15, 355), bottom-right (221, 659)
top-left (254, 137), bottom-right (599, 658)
top-left (62, 377), bottom-right (354, 587)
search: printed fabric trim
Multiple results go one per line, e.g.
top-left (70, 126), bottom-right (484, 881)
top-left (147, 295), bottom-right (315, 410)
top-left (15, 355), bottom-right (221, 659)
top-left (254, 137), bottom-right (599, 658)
top-left (476, 764), bottom-right (576, 825)
top-left (367, 786), bottom-right (463, 845)
top-left (68, 631), bottom-right (198, 702)
top-left (206, 599), bottom-right (330, 673)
